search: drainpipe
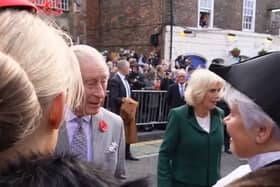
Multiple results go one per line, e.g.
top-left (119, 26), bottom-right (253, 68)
top-left (169, 0), bottom-right (173, 61)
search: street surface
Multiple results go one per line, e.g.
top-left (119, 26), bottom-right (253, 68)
top-left (125, 140), bottom-right (246, 187)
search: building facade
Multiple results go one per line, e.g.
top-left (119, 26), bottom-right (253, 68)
top-left (32, 0), bottom-right (280, 65)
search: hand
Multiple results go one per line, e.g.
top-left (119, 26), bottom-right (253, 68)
top-left (122, 97), bottom-right (130, 103)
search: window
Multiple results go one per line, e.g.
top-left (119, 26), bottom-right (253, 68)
top-left (198, 0), bottom-right (214, 28)
top-left (242, 0), bottom-right (256, 31)
top-left (32, 0), bottom-right (69, 11)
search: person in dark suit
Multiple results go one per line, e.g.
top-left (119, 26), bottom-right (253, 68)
top-left (166, 69), bottom-right (187, 111)
top-left (210, 52), bottom-right (280, 185)
top-left (158, 69), bottom-right (225, 187)
top-left (109, 59), bottom-right (139, 161)
top-left (127, 62), bottom-right (146, 90)
top-left (160, 71), bottom-right (174, 90)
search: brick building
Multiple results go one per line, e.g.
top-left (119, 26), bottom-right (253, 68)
top-left (33, 0), bottom-right (280, 65)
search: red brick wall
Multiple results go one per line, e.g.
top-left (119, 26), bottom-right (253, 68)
top-left (214, 0), bottom-right (243, 30)
top-left (77, 0), bottom-right (280, 58)
top-left (89, 0), bottom-right (163, 56)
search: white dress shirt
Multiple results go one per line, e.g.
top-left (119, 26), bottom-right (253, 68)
top-left (213, 164), bottom-right (251, 187)
top-left (117, 72), bottom-right (130, 97)
top-left (248, 151), bottom-right (280, 171)
top-left (213, 151), bottom-right (280, 186)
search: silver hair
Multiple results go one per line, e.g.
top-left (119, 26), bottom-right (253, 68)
top-left (71, 44), bottom-right (109, 78)
top-left (117, 59), bottom-right (129, 70)
top-left (223, 83), bottom-right (280, 139)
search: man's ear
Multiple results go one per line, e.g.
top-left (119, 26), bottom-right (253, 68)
top-left (48, 93), bottom-right (65, 129)
top-left (255, 124), bottom-right (273, 144)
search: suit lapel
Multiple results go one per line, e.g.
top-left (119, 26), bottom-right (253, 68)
top-left (116, 74), bottom-right (128, 97)
top-left (210, 112), bottom-right (222, 133)
top-left (91, 108), bottom-right (108, 159)
top-left (176, 84), bottom-right (180, 97)
top-left (185, 106), bottom-right (209, 133)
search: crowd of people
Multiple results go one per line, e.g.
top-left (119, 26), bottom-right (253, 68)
top-left (1, 1), bottom-right (280, 187)
top-left (104, 48), bottom-right (178, 91)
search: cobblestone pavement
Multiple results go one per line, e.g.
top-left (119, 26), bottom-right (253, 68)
top-left (125, 140), bottom-right (246, 187)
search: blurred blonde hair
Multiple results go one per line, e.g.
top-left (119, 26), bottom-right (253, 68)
top-left (185, 69), bottom-right (224, 106)
top-left (0, 10), bottom-right (83, 150)
top-left (0, 52), bottom-right (41, 151)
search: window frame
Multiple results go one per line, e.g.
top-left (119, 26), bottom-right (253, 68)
top-left (33, 0), bottom-right (69, 11)
top-left (197, 0), bottom-right (215, 28)
top-left (242, 0), bottom-right (256, 32)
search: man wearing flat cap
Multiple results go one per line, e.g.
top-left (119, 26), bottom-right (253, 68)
top-left (210, 52), bottom-right (280, 186)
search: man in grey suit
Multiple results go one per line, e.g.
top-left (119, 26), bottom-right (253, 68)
top-left (56, 45), bottom-right (126, 179)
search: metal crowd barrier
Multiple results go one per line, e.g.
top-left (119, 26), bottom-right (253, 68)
top-left (104, 90), bottom-right (168, 127)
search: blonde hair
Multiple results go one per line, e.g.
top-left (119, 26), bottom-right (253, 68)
top-left (0, 52), bottom-right (41, 151)
top-left (185, 69), bottom-right (224, 106)
top-left (0, 10), bottom-right (83, 150)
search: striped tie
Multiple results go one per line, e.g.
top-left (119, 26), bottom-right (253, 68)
top-left (71, 117), bottom-right (88, 160)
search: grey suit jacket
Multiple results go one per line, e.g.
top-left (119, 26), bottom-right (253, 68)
top-left (55, 107), bottom-right (126, 179)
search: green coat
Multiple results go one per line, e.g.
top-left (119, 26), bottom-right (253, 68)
top-left (158, 105), bottom-right (224, 187)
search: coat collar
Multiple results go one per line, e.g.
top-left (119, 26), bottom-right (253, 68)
top-left (248, 151), bottom-right (280, 170)
top-left (64, 107), bottom-right (91, 123)
top-left (185, 105), bottom-right (221, 133)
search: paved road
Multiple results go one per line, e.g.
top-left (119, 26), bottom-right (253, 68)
top-left (125, 140), bottom-right (246, 187)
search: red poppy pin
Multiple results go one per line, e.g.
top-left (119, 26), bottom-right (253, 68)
top-left (99, 120), bottom-right (108, 132)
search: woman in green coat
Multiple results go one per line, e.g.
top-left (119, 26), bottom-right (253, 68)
top-left (158, 69), bottom-right (225, 187)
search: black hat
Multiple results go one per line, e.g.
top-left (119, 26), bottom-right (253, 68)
top-left (209, 52), bottom-right (280, 125)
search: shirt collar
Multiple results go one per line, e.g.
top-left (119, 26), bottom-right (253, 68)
top-left (178, 82), bottom-right (186, 87)
top-left (64, 107), bottom-right (91, 123)
top-left (117, 72), bottom-right (126, 80)
top-left (248, 151), bottom-right (280, 171)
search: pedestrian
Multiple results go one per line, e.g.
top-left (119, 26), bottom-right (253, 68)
top-left (109, 59), bottom-right (139, 161)
top-left (127, 62), bottom-right (146, 90)
top-left (166, 69), bottom-right (187, 111)
top-left (158, 69), bottom-right (225, 187)
top-left (160, 70), bottom-right (174, 91)
top-left (56, 45), bottom-right (126, 179)
top-left (0, 1), bottom-right (104, 186)
top-left (210, 52), bottom-right (280, 186)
